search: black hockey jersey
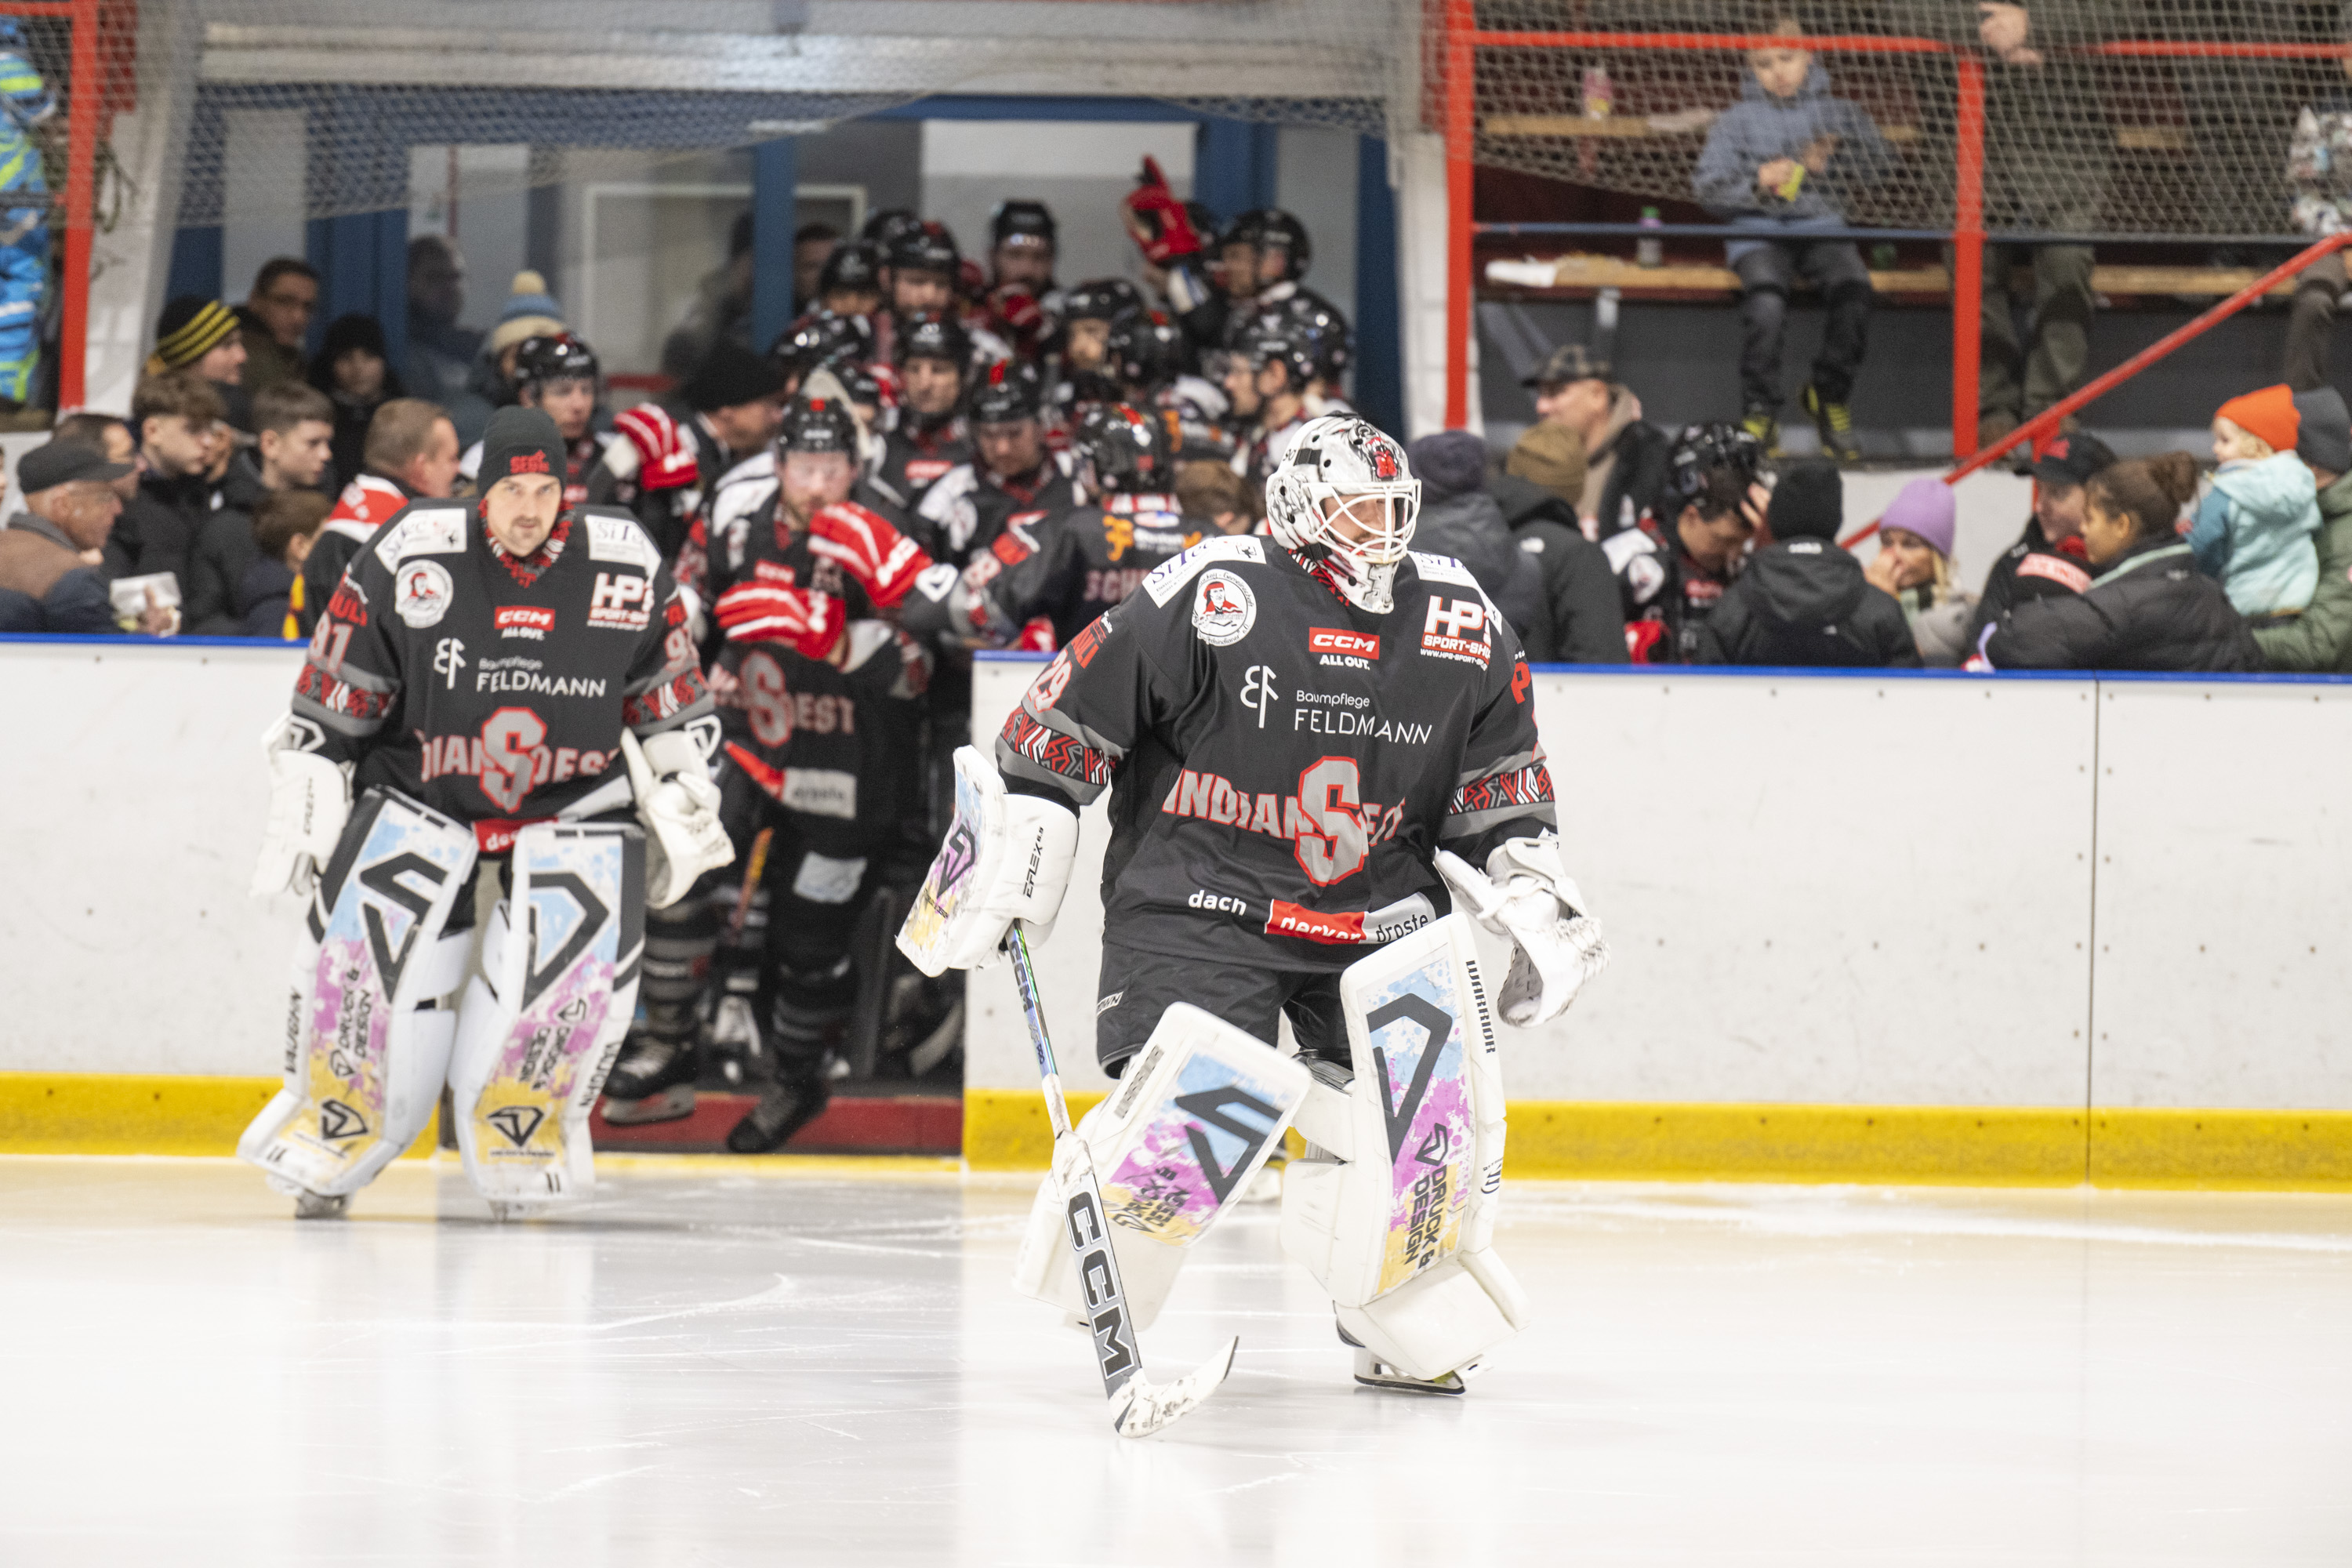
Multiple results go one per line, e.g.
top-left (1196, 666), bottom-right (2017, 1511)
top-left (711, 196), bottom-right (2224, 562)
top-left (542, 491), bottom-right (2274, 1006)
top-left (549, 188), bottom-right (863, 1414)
top-left (946, 492), bottom-right (1200, 649)
top-left (702, 467), bottom-right (931, 855)
top-left (914, 450), bottom-right (1087, 570)
top-left (875, 419), bottom-right (971, 507)
top-left (997, 536), bottom-right (1555, 971)
top-left (291, 501), bottom-right (712, 832)
top-left (1604, 515), bottom-right (1735, 663)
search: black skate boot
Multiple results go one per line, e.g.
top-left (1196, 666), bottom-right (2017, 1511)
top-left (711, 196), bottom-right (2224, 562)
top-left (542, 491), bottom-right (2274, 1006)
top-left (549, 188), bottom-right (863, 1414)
top-left (724, 1068), bottom-right (832, 1154)
top-left (599, 1029), bottom-right (699, 1126)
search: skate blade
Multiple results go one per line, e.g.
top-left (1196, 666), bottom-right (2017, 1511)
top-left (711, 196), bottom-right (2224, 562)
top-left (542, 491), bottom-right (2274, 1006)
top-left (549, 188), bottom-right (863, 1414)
top-left (599, 1083), bottom-right (697, 1127)
top-left (292, 1192), bottom-right (348, 1221)
top-left (1352, 1351), bottom-right (1478, 1396)
top-left (1112, 1336), bottom-right (1239, 1438)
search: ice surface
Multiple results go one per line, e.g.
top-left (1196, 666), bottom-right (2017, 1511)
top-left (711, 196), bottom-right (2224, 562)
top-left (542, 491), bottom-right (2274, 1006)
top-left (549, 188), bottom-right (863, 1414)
top-left (2, 1157), bottom-right (2348, 1566)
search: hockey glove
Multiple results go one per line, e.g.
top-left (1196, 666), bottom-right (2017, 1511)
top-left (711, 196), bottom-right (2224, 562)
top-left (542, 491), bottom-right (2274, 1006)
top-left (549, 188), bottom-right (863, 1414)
top-left (611, 404), bottom-right (699, 492)
top-left (807, 502), bottom-right (935, 610)
top-left (991, 286), bottom-right (1045, 338)
top-left (1435, 837), bottom-right (1612, 1026)
top-left (621, 728), bottom-right (734, 909)
top-left (1121, 155), bottom-right (1204, 265)
top-left (251, 718), bottom-right (350, 899)
top-left (714, 581), bottom-right (845, 662)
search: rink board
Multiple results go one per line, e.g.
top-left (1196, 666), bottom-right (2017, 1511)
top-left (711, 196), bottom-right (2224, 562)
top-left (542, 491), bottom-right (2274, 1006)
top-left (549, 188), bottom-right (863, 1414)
top-left (5, 639), bottom-right (2352, 1187)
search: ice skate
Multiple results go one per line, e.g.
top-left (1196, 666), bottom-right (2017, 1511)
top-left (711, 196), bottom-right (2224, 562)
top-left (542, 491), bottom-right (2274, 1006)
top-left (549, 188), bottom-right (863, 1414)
top-left (292, 1190), bottom-right (348, 1221)
top-left (598, 1031), bottom-right (699, 1126)
top-left (1339, 1322), bottom-right (1474, 1396)
top-left (725, 1070), bottom-right (831, 1155)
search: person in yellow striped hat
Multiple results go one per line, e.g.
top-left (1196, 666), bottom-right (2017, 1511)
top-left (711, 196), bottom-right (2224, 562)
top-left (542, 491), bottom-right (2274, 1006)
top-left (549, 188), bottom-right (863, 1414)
top-left (148, 294), bottom-right (252, 431)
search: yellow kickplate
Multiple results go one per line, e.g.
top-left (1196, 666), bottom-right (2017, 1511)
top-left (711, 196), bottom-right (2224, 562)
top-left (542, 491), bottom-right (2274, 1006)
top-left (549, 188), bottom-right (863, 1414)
top-left (2089, 1109), bottom-right (2352, 1192)
top-left (1503, 1102), bottom-right (2090, 1186)
top-left (0, 1073), bottom-right (437, 1160)
top-left (964, 1087), bottom-right (1106, 1171)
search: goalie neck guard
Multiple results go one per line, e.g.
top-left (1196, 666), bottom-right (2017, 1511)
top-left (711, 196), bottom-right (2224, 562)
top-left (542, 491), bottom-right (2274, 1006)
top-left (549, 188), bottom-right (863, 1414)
top-left (1263, 414), bottom-right (1421, 614)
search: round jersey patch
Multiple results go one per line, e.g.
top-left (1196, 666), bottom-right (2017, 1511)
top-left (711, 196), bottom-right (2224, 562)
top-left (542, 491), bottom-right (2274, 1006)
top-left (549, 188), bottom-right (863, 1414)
top-left (395, 559), bottom-right (455, 628)
top-left (1192, 568), bottom-right (1257, 647)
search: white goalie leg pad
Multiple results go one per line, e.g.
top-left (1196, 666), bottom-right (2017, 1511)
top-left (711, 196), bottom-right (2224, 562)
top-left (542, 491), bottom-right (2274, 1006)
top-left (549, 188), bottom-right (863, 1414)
top-left (448, 822), bottom-right (644, 1206)
top-left (240, 790), bottom-right (478, 1199)
top-left (1279, 913), bottom-right (1528, 1383)
top-left (896, 746), bottom-right (1076, 976)
top-left (1013, 1003), bottom-right (1308, 1332)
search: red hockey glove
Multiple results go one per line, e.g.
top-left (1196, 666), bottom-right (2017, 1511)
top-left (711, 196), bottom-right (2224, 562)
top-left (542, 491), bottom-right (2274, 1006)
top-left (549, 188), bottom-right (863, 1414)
top-left (992, 286), bottom-right (1045, 337)
top-left (613, 403), bottom-right (699, 492)
top-left (1121, 155), bottom-right (1203, 265)
top-left (714, 581), bottom-right (844, 661)
top-left (808, 501), bottom-right (935, 609)
top-left (1013, 615), bottom-right (1058, 652)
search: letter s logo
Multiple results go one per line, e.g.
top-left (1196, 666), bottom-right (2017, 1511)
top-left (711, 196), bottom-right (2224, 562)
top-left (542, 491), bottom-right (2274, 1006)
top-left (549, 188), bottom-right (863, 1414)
top-left (1294, 757), bottom-right (1367, 886)
top-left (478, 706), bottom-right (548, 813)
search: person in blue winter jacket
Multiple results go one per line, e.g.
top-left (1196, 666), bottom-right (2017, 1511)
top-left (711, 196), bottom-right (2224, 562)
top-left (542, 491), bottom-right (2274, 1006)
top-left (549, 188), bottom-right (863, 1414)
top-left (1694, 17), bottom-right (1895, 463)
top-left (0, 22), bottom-right (54, 409)
top-left (2191, 383), bottom-right (2320, 625)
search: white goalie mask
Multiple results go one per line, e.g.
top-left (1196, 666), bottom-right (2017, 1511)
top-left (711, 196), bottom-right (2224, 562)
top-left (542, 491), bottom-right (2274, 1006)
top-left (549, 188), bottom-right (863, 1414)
top-left (1262, 415), bottom-right (1421, 613)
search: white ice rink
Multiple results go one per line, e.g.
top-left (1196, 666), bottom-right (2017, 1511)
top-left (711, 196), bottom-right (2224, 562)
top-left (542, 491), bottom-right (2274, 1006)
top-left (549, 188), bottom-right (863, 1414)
top-left (5, 1156), bottom-right (2349, 1566)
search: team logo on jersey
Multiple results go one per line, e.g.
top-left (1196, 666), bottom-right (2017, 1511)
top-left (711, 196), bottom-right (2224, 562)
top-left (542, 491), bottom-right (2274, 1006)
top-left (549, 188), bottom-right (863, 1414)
top-left (1192, 568), bottom-right (1256, 647)
top-left (1419, 596), bottom-right (1492, 669)
top-left (394, 559), bottom-right (455, 628)
top-left (495, 606), bottom-right (554, 641)
top-left (1240, 664), bottom-right (1279, 728)
top-left (586, 571), bottom-right (653, 630)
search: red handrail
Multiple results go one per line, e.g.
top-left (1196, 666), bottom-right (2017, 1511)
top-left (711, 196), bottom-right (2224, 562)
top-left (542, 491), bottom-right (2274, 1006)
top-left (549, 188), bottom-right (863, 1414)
top-left (57, 0), bottom-right (99, 408)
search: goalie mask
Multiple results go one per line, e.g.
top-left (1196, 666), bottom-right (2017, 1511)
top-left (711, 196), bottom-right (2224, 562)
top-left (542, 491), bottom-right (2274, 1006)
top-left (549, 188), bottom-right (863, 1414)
top-left (1263, 415), bottom-right (1421, 614)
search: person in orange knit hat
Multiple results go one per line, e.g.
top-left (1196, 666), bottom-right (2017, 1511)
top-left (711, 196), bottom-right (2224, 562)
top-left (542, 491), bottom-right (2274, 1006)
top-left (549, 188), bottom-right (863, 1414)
top-left (2190, 383), bottom-right (2321, 622)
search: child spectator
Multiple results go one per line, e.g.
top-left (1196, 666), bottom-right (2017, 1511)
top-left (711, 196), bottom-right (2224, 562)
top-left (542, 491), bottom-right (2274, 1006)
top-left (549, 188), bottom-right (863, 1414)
top-left (236, 488), bottom-right (332, 639)
top-left (2190, 385), bottom-right (2321, 622)
top-left (2256, 386), bottom-right (2352, 670)
top-left (1984, 454), bottom-right (2259, 671)
top-left (310, 313), bottom-right (406, 492)
top-left (1693, 16), bottom-right (1894, 463)
top-left (1694, 459), bottom-right (1917, 666)
top-left (1864, 477), bottom-right (1976, 665)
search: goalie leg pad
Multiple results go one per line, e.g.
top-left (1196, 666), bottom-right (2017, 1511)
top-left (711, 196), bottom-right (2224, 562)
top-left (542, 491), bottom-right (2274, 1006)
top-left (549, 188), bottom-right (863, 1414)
top-left (241, 790), bottom-right (479, 1199)
top-left (448, 823), bottom-right (644, 1205)
top-left (1278, 913), bottom-right (1524, 1383)
top-left (1013, 1003), bottom-right (1308, 1332)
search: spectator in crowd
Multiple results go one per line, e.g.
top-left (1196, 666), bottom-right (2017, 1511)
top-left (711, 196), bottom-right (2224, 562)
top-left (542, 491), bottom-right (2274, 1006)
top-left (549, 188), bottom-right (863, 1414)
top-left (2282, 68), bottom-right (2352, 390)
top-left (1965, 430), bottom-right (2114, 648)
top-left (237, 258), bottom-right (318, 397)
top-left (296, 397), bottom-right (459, 633)
top-left (1693, 16), bottom-right (1893, 463)
top-left (52, 412), bottom-right (137, 498)
top-left (662, 211), bottom-right (755, 379)
top-left (1983, 452), bottom-right (2260, 670)
top-left (183, 381), bottom-right (336, 634)
top-left (147, 295), bottom-right (251, 433)
top-left (107, 372), bottom-right (224, 592)
top-left (2190, 384), bottom-right (2321, 622)
top-left (310, 313), bottom-right (406, 492)
top-left (1939, 0), bottom-right (2107, 452)
top-left (1609, 422), bottom-right (1771, 662)
top-left (234, 488), bottom-right (333, 638)
top-left (1407, 430), bottom-right (1548, 651)
top-left (1696, 459), bottom-right (1918, 666)
top-left (1507, 345), bottom-right (1671, 538)
top-left (793, 221), bottom-right (841, 316)
top-left (1490, 458), bottom-right (1629, 664)
top-left (1176, 457), bottom-right (1250, 535)
top-left (477, 269), bottom-right (566, 407)
top-left (0, 438), bottom-right (152, 634)
top-left (1864, 476), bottom-right (1976, 665)
top-left (405, 234), bottom-right (493, 441)
top-left (0, 24), bottom-right (53, 413)
top-left (2256, 386), bottom-right (2352, 670)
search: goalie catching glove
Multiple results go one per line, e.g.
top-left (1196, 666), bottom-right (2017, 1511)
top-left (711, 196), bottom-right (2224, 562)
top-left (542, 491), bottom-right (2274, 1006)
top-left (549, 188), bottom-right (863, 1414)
top-left (897, 746), bottom-right (1078, 975)
top-left (250, 716), bottom-right (350, 898)
top-left (621, 726), bottom-right (733, 909)
top-left (1435, 836), bottom-right (1611, 1025)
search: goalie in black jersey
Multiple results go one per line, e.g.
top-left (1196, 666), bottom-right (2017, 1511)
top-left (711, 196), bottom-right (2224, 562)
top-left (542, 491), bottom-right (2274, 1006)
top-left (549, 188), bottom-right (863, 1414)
top-left (899, 414), bottom-right (1610, 1398)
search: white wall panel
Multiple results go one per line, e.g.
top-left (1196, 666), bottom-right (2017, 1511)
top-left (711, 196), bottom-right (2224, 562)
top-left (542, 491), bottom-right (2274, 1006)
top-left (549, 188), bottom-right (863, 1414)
top-left (0, 642), bottom-right (303, 1075)
top-left (2090, 680), bottom-right (2352, 1110)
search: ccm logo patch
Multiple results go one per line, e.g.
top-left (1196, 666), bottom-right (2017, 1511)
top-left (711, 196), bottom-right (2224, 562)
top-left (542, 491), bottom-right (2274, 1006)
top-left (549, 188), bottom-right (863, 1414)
top-left (1308, 627), bottom-right (1379, 659)
top-left (1420, 596), bottom-right (1491, 668)
top-left (495, 606), bottom-right (554, 640)
top-left (587, 572), bottom-right (652, 630)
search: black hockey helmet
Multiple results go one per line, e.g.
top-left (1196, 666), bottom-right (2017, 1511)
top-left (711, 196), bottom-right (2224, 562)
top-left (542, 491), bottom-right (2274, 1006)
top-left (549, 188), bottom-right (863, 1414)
top-left (887, 221), bottom-right (960, 279)
top-left (770, 310), bottom-right (874, 379)
top-left (1243, 303), bottom-right (1348, 388)
top-left (895, 310), bottom-right (971, 372)
top-left (818, 240), bottom-right (883, 296)
top-left (510, 332), bottom-right (598, 394)
top-left (1223, 208), bottom-right (1312, 279)
top-left (1073, 401), bottom-right (1175, 495)
top-left (1107, 314), bottom-right (1192, 392)
top-left (989, 199), bottom-right (1058, 252)
top-left (778, 395), bottom-right (862, 457)
top-left (968, 358), bottom-right (1045, 426)
top-left (1061, 278), bottom-right (1144, 325)
top-left (861, 208), bottom-right (924, 250)
top-left (831, 359), bottom-right (885, 412)
top-left (1664, 421), bottom-right (1769, 516)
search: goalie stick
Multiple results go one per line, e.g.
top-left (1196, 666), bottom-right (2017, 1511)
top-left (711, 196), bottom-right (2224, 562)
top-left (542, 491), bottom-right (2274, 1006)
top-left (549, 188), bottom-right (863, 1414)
top-left (1003, 927), bottom-right (1238, 1438)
